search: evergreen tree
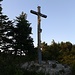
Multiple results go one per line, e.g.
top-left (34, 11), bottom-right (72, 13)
top-left (0, 0), bottom-right (14, 53)
top-left (5, 20), bottom-right (15, 54)
top-left (13, 12), bottom-right (34, 56)
top-left (0, 1), bottom-right (8, 52)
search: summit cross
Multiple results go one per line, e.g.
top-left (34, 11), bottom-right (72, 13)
top-left (30, 6), bottom-right (47, 64)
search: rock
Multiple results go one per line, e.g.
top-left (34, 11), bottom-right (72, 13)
top-left (21, 60), bottom-right (71, 75)
top-left (21, 62), bottom-right (29, 69)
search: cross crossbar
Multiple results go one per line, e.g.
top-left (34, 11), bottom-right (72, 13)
top-left (30, 10), bottom-right (47, 18)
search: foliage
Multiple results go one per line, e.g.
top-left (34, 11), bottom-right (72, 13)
top-left (0, 1), bottom-right (14, 54)
top-left (42, 40), bottom-right (60, 60)
top-left (41, 40), bottom-right (75, 75)
top-left (0, 52), bottom-right (46, 75)
top-left (13, 12), bottom-right (34, 56)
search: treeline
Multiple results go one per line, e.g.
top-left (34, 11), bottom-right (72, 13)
top-left (0, 0), bottom-right (35, 57)
top-left (41, 40), bottom-right (75, 74)
top-left (0, 1), bottom-right (37, 74)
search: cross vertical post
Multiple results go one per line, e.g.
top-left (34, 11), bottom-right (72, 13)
top-left (30, 6), bottom-right (47, 64)
top-left (37, 6), bottom-right (42, 64)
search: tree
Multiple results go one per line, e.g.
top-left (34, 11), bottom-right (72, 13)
top-left (49, 40), bottom-right (60, 60)
top-left (41, 42), bottom-right (50, 60)
top-left (42, 40), bottom-right (60, 60)
top-left (0, 1), bottom-right (10, 52)
top-left (41, 42), bottom-right (48, 52)
top-left (5, 21), bottom-right (15, 54)
top-left (66, 42), bottom-right (72, 51)
top-left (13, 12), bottom-right (34, 56)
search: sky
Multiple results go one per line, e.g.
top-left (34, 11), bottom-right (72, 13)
top-left (1, 0), bottom-right (75, 46)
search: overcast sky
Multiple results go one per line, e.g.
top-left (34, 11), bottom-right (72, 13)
top-left (1, 0), bottom-right (75, 46)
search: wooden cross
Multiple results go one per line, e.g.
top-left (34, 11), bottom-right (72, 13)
top-left (30, 6), bottom-right (47, 64)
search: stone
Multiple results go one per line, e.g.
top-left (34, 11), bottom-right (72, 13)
top-left (21, 60), bottom-right (71, 75)
top-left (21, 62), bottom-right (29, 69)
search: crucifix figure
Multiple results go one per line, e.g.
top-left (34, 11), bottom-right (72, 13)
top-left (30, 6), bottom-right (47, 64)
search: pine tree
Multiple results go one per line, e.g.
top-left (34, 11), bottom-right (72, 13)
top-left (14, 12), bottom-right (34, 56)
top-left (0, 1), bottom-right (14, 53)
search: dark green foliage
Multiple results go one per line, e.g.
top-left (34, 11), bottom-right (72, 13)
top-left (0, 53), bottom-right (46, 75)
top-left (41, 40), bottom-right (75, 75)
top-left (13, 12), bottom-right (34, 56)
top-left (0, 0), bottom-right (36, 57)
top-left (42, 40), bottom-right (60, 60)
top-left (0, 1), bottom-right (14, 54)
top-left (0, 2), bottom-right (9, 52)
